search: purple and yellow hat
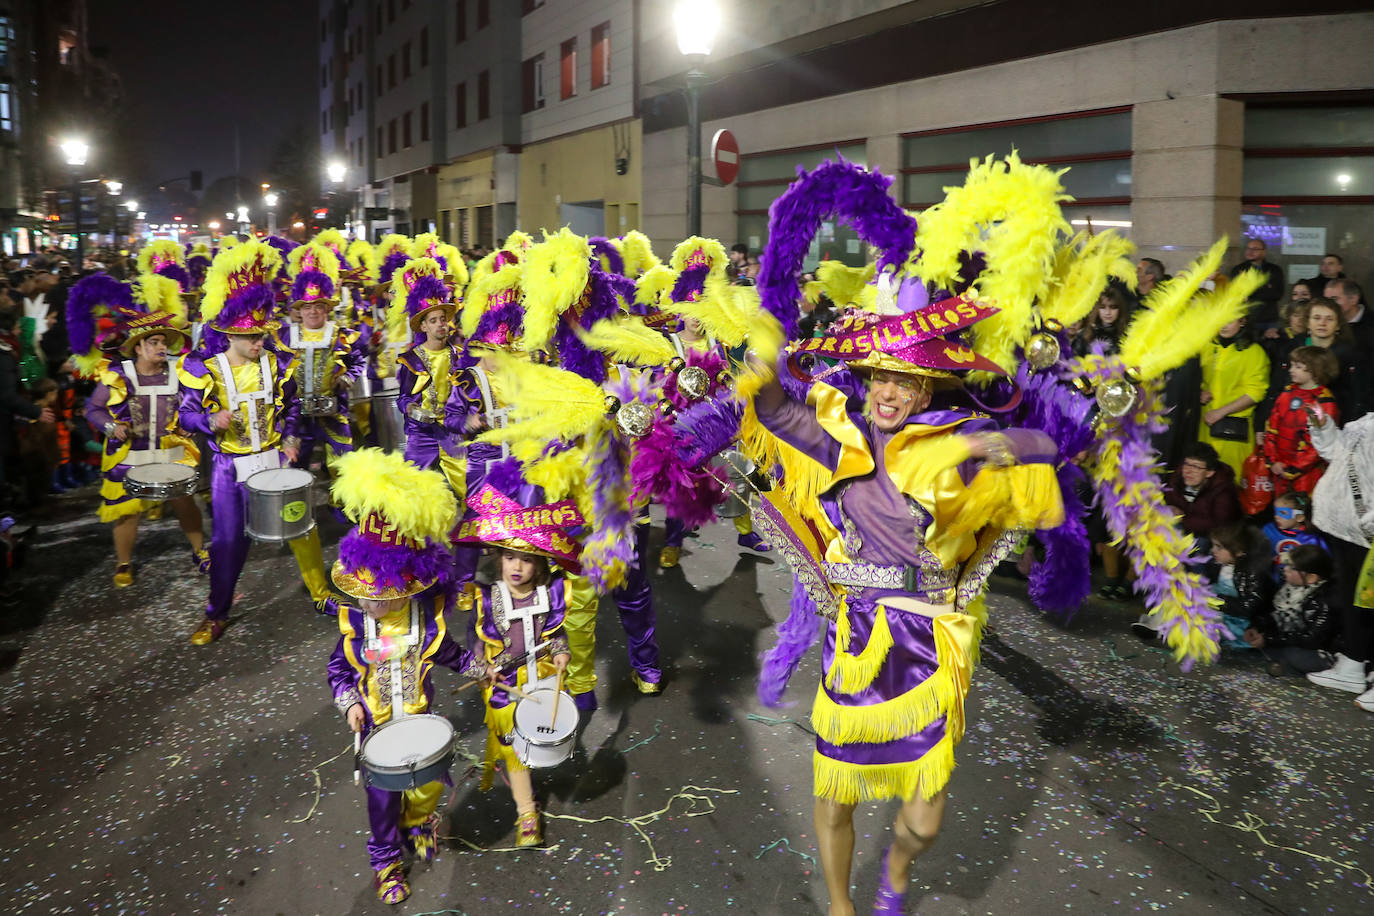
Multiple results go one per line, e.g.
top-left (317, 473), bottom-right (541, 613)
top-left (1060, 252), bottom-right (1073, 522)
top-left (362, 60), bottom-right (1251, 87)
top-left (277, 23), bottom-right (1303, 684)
top-left (452, 484), bottom-right (584, 573)
top-left (200, 241), bottom-right (285, 336)
top-left (287, 242), bottom-right (341, 308)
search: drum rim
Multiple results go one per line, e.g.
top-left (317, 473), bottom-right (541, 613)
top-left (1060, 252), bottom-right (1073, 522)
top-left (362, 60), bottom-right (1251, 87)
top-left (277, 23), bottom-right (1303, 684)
top-left (245, 467), bottom-right (315, 489)
top-left (359, 714), bottom-right (456, 770)
top-left (513, 689), bottom-right (577, 747)
top-left (126, 464), bottom-right (197, 481)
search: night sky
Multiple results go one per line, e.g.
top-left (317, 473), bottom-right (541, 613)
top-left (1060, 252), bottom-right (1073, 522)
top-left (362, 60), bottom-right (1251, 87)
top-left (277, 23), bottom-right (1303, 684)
top-left (88, 1), bottom-right (318, 210)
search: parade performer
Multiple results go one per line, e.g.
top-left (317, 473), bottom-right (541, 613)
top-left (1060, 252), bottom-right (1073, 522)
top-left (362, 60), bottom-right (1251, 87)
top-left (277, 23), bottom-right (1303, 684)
top-left (739, 159), bottom-right (1070, 916)
top-left (453, 481), bottom-right (579, 847)
top-left (325, 448), bottom-right (468, 905)
top-left (279, 242), bottom-right (365, 472)
top-left (391, 257), bottom-right (464, 474)
top-left (178, 241), bottom-right (338, 645)
top-left (68, 273), bottom-right (205, 587)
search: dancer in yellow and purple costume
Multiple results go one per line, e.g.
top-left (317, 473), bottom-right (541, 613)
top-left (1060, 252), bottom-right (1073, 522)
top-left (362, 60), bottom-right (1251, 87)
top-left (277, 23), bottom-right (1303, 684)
top-left (325, 449), bottom-right (468, 906)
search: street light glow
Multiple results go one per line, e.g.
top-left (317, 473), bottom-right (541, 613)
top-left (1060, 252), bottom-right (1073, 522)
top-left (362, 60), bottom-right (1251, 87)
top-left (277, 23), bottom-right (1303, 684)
top-left (236, 206), bottom-right (249, 222)
top-left (106, 180), bottom-right (123, 195)
top-left (674, 0), bottom-right (720, 57)
top-left (60, 138), bottom-right (90, 166)
top-left (124, 199), bottom-right (138, 212)
top-left (327, 160), bottom-right (347, 183)
top-left (209, 221), bottom-right (221, 230)
top-left (264, 191), bottom-right (279, 208)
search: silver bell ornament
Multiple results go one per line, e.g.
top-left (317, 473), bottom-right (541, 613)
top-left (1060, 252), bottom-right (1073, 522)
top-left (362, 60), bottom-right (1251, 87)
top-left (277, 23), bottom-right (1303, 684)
top-left (1024, 332), bottom-right (1061, 371)
top-left (1095, 377), bottom-right (1138, 418)
top-left (614, 400), bottom-right (655, 439)
top-left (676, 365), bottom-right (710, 401)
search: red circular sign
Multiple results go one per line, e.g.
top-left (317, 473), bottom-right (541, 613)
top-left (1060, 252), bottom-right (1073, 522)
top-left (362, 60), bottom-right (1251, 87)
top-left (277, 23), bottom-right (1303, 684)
top-left (711, 129), bottom-right (740, 186)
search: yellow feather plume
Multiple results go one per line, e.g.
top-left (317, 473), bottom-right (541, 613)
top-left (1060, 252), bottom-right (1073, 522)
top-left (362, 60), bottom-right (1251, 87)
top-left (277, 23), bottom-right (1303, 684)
top-left (347, 239), bottom-right (379, 282)
top-left (137, 240), bottom-right (185, 276)
top-left (1039, 230), bottom-right (1137, 329)
top-left (409, 232), bottom-right (442, 260)
top-left (911, 152), bottom-right (1071, 373)
top-left (200, 241), bottom-right (283, 325)
top-left (460, 262), bottom-right (523, 337)
top-left (811, 261), bottom-right (877, 310)
top-left (520, 228), bottom-right (592, 353)
top-left (669, 236), bottom-right (728, 281)
top-left (73, 351), bottom-right (110, 380)
top-left (476, 350), bottom-right (610, 446)
top-left (329, 448), bottom-right (457, 540)
top-left (437, 243), bottom-right (469, 291)
top-left (578, 317), bottom-right (675, 366)
top-left (218, 236), bottom-right (240, 251)
top-left (189, 241), bottom-right (212, 259)
top-left (634, 264), bottom-right (677, 310)
top-left (134, 273), bottom-right (185, 325)
top-left (618, 230), bottom-right (660, 278)
top-left (503, 230), bottom-right (534, 253)
top-left (312, 228), bottom-right (348, 253)
top-left (387, 257), bottom-right (445, 339)
top-left (1119, 238), bottom-right (1252, 381)
top-left (376, 233), bottom-right (411, 264)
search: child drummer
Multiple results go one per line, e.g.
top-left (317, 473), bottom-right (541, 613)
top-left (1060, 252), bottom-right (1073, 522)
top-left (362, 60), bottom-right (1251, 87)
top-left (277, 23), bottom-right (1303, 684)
top-left (325, 448), bottom-right (469, 906)
top-left (452, 483), bottom-right (580, 847)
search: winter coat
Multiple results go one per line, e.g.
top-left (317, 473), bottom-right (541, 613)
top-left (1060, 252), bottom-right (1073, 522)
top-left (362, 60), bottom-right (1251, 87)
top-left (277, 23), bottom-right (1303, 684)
top-left (1251, 581), bottom-right (1337, 650)
top-left (1164, 463), bottom-right (1242, 536)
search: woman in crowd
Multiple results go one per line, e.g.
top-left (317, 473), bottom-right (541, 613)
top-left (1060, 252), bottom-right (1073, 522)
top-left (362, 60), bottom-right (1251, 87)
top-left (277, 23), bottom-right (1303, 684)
top-left (1199, 316), bottom-right (1270, 478)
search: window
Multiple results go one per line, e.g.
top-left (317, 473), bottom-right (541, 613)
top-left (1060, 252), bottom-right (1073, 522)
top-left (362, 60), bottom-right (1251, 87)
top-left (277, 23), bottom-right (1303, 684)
top-left (321, 63), bottom-right (328, 88)
top-left (376, 65), bottom-right (383, 96)
top-left (402, 41), bottom-right (411, 78)
top-left (0, 17), bottom-right (12, 70)
top-left (376, 3), bottom-right (383, 32)
top-left (455, 0), bottom-right (467, 42)
top-left (454, 81), bottom-right (467, 128)
top-left (737, 142), bottom-right (869, 268)
top-left (388, 118), bottom-right (397, 154)
top-left (591, 21), bottom-right (610, 90)
top-left (321, 18), bottom-right (328, 41)
top-left (420, 102), bottom-right (430, 141)
top-left (419, 27), bottom-right (429, 67)
top-left (521, 0), bottom-right (545, 12)
top-left (403, 111), bottom-right (413, 148)
top-left (522, 54), bottom-right (544, 113)
top-left (477, 69), bottom-right (490, 120)
top-left (2, 81), bottom-right (16, 132)
top-left (1242, 103), bottom-right (1374, 288)
top-left (559, 38), bottom-right (576, 101)
top-left (377, 125), bottom-right (384, 155)
top-left (477, 0), bottom-right (489, 29)
top-left (387, 0), bottom-right (396, 24)
top-left (388, 53), bottom-right (396, 88)
top-left (322, 109), bottom-right (328, 133)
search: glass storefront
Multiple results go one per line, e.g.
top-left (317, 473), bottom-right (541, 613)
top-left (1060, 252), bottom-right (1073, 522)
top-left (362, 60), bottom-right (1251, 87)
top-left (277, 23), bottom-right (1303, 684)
top-left (736, 141), bottom-right (868, 269)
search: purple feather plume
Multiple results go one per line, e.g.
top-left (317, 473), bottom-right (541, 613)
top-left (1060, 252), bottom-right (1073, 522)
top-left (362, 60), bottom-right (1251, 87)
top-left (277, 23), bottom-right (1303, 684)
top-left (380, 251), bottom-right (409, 284)
top-left (757, 159), bottom-right (917, 337)
top-left (484, 457), bottom-right (526, 496)
top-left (337, 530), bottom-right (456, 594)
top-left (758, 581), bottom-right (821, 707)
top-left (590, 237), bottom-right (625, 277)
top-left (672, 396), bottom-right (743, 469)
top-left (671, 264), bottom-right (709, 303)
top-left (291, 270), bottom-right (336, 303)
top-left (67, 273), bottom-right (133, 355)
top-left (1028, 462), bottom-right (1091, 617)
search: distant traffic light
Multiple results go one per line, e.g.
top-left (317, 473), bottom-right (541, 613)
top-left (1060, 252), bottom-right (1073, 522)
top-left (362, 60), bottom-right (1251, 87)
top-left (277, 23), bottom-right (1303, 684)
top-left (189, 170), bottom-right (203, 191)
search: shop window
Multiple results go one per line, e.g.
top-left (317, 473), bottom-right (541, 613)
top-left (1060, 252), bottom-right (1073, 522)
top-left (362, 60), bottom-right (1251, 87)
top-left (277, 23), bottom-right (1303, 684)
top-left (1242, 103), bottom-right (1374, 290)
top-left (591, 22), bottom-right (610, 90)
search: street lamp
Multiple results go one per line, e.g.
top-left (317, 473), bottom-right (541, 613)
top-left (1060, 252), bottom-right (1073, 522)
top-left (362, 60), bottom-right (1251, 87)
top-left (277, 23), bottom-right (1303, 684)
top-left (236, 205), bottom-right (249, 236)
top-left (327, 160), bottom-right (346, 184)
top-left (264, 191), bottom-right (279, 236)
top-left (60, 138), bottom-right (90, 271)
top-left (673, 1), bottom-right (719, 237)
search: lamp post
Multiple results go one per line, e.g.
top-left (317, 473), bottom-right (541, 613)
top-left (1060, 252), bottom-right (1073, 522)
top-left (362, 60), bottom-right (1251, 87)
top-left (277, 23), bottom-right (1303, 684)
top-left (674, 1), bottom-right (719, 238)
top-left (236, 205), bottom-right (249, 237)
top-left (326, 160), bottom-right (347, 233)
top-left (264, 191), bottom-right (279, 236)
top-left (124, 199), bottom-right (138, 244)
top-left (60, 138), bottom-right (90, 271)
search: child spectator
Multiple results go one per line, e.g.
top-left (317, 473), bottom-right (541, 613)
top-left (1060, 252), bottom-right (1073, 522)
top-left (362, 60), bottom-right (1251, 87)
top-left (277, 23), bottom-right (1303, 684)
top-left (1245, 543), bottom-right (1338, 676)
top-left (1206, 523), bottom-right (1274, 649)
top-left (1263, 345), bottom-right (1339, 498)
top-left (1073, 286), bottom-right (1132, 357)
top-left (1261, 492), bottom-right (1328, 580)
top-left (1163, 442), bottom-right (1241, 552)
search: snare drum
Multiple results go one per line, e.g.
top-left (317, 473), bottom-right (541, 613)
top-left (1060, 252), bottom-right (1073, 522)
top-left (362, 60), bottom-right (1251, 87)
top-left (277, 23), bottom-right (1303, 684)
top-left (370, 391), bottom-right (406, 453)
top-left (511, 687), bottom-right (578, 768)
top-left (348, 374), bottom-right (373, 403)
top-left (301, 394), bottom-right (339, 417)
top-left (124, 463), bottom-right (199, 501)
top-left (359, 714), bottom-right (457, 791)
top-left (244, 467), bottom-right (315, 542)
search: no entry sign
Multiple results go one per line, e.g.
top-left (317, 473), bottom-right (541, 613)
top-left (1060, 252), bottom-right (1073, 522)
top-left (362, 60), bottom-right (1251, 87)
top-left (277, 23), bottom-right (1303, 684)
top-left (711, 129), bottom-right (739, 186)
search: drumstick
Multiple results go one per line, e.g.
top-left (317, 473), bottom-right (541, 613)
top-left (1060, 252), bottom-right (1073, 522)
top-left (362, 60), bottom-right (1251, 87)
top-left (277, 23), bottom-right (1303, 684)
top-left (552, 667), bottom-right (565, 725)
top-left (491, 681), bottom-right (538, 702)
top-left (353, 730), bottom-right (362, 786)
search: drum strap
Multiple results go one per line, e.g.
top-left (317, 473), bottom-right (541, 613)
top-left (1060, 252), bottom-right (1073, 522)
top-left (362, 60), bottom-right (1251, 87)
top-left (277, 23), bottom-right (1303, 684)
top-left (121, 360), bottom-right (178, 448)
top-left (289, 321), bottom-right (337, 396)
top-left (364, 600), bottom-right (421, 721)
top-left (470, 366), bottom-right (509, 460)
top-left (215, 353), bottom-right (274, 453)
top-left (670, 334), bottom-right (686, 363)
top-left (498, 583), bottom-right (549, 689)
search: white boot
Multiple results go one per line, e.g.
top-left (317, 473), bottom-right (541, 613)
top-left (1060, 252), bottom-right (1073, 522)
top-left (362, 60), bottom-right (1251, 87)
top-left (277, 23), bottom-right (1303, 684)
top-left (1357, 685), bottom-right (1374, 713)
top-left (1306, 653), bottom-right (1368, 693)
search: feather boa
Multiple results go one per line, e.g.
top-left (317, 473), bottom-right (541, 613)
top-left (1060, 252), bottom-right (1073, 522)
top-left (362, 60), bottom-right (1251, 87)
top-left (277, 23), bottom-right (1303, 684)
top-left (757, 159), bottom-right (917, 337)
top-left (758, 581), bottom-right (821, 708)
top-left (672, 395), bottom-right (743, 469)
top-left (66, 273), bottom-right (133, 358)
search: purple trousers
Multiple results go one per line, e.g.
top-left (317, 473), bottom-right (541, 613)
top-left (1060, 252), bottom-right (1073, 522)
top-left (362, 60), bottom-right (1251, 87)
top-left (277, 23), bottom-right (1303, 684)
top-left (296, 414), bottom-right (353, 465)
top-left (364, 780), bottom-right (444, 871)
top-left (613, 521), bottom-right (660, 682)
top-left (403, 418), bottom-right (457, 470)
top-left (664, 517), bottom-right (688, 548)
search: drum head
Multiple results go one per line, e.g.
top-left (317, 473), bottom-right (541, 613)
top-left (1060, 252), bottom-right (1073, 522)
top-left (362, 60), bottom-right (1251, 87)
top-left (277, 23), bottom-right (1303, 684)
top-left (127, 464), bottom-right (195, 484)
top-left (361, 715), bottom-right (455, 768)
top-left (513, 688), bottom-right (578, 743)
top-left (247, 468), bottom-right (314, 492)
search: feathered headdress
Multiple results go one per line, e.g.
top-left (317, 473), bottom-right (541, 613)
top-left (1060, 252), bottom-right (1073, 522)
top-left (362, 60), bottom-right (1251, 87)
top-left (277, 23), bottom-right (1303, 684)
top-left (66, 273), bottom-right (136, 377)
top-left (134, 272), bottom-right (189, 328)
top-left (346, 239), bottom-right (379, 284)
top-left (590, 237), bottom-right (626, 277)
top-left (461, 259), bottom-right (524, 350)
top-left (200, 240), bottom-right (284, 338)
top-left (376, 234), bottom-right (412, 285)
top-left (437, 242), bottom-right (469, 291)
top-left (137, 240), bottom-right (191, 291)
top-left (330, 449), bottom-right (458, 599)
top-left (287, 242), bottom-right (341, 307)
top-left (519, 228), bottom-right (593, 354)
top-left (618, 230), bottom-right (660, 279)
top-left (386, 257), bottom-right (452, 338)
top-left (452, 483), bottom-right (585, 572)
top-left (186, 242), bottom-right (213, 290)
top-left (312, 228), bottom-right (351, 270)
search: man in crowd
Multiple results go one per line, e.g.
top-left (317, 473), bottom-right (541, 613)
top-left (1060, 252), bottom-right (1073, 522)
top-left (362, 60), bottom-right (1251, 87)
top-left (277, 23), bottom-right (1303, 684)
top-left (1229, 238), bottom-right (1286, 329)
top-left (1137, 258), bottom-right (1166, 299)
top-left (1303, 254), bottom-right (1345, 297)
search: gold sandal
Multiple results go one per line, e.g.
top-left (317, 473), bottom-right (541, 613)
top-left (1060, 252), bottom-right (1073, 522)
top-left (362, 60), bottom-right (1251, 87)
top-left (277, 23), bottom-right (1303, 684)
top-left (375, 862), bottom-right (410, 905)
top-left (515, 810), bottom-right (542, 847)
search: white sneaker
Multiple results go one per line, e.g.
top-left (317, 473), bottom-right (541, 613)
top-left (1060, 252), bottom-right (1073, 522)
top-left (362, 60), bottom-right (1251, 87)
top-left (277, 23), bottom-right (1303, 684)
top-left (1306, 653), bottom-right (1369, 693)
top-left (1358, 685), bottom-right (1374, 713)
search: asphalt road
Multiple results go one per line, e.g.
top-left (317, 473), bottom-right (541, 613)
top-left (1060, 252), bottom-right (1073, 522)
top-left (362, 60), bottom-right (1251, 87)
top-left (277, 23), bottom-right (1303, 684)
top-left (1, 486), bottom-right (1371, 915)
